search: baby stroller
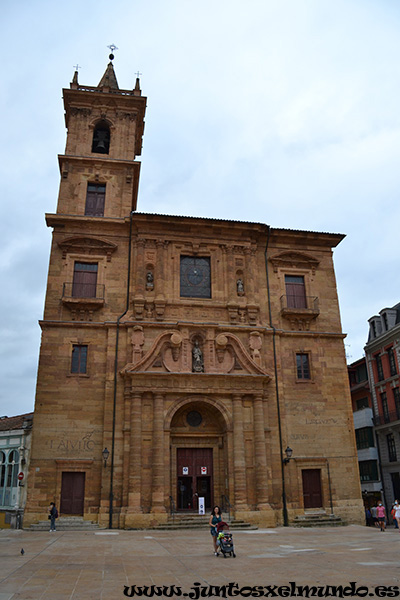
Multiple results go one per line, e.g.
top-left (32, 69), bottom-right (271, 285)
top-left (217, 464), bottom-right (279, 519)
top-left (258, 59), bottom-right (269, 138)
top-left (216, 521), bottom-right (236, 558)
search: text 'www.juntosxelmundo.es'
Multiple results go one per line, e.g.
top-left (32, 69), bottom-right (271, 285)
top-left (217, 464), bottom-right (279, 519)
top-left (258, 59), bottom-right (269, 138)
top-left (123, 582), bottom-right (400, 598)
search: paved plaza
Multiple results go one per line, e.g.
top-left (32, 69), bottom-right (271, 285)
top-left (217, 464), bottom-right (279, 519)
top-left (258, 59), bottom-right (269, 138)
top-left (0, 525), bottom-right (399, 599)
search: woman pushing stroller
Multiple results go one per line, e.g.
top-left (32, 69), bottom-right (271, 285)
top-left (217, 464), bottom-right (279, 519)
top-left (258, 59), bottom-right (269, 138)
top-left (209, 506), bottom-right (222, 555)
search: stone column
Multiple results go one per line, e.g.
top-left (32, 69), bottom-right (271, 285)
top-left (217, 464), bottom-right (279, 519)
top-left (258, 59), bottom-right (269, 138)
top-left (154, 241), bottom-right (167, 320)
top-left (135, 238), bottom-right (146, 297)
top-left (226, 245), bottom-right (236, 300)
top-left (232, 394), bottom-right (248, 509)
top-left (155, 240), bottom-right (166, 298)
top-left (243, 247), bottom-right (255, 301)
top-left (151, 393), bottom-right (166, 512)
top-left (122, 387), bottom-right (132, 508)
top-left (128, 392), bottom-right (142, 512)
top-left (253, 394), bottom-right (269, 508)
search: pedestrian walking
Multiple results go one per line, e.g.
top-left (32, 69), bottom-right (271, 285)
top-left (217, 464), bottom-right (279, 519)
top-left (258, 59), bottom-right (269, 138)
top-left (48, 502), bottom-right (58, 532)
top-left (376, 501), bottom-right (386, 531)
top-left (394, 501), bottom-right (400, 531)
top-left (371, 504), bottom-right (378, 528)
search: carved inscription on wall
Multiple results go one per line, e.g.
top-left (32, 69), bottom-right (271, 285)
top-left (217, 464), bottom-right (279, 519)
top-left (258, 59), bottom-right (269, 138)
top-left (46, 431), bottom-right (97, 455)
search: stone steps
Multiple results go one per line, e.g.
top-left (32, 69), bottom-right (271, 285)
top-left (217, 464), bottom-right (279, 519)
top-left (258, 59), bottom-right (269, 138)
top-left (292, 514), bottom-right (344, 528)
top-left (153, 515), bottom-right (257, 530)
top-left (29, 517), bottom-right (105, 531)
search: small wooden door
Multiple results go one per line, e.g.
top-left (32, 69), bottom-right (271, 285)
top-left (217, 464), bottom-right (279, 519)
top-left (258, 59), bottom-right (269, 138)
top-left (302, 469), bottom-right (322, 509)
top-left (60, 472), bottom-right (85, 515)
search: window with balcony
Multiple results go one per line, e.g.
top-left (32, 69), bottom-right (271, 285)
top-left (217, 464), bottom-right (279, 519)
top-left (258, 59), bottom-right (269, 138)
top-left (381, 392), bottom-right (389, 423)
top-left (72, 262), bottom-right (98, 298)
top-left (359, 460), bottom-right (378, 481)
top-left (387, 433), bottom-right (397, 462)
top-left (285, 275), bottom-right (306, 309)
top-left (85, 183), bottom-right (106, 217)
top-left (355, 427), bottom-right (375, 450)
top-left (71, 345), bottom-right (88, 374)
top-left (388, 347), bottom-right (398, 377)
top-left (376, 354), bottom-right (384, 381)
top-left (296, 353), bottom-right (310, 380)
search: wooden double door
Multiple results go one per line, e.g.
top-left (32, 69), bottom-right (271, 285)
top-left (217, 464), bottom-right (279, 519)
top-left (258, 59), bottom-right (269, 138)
top-left (60, 472), bottom-right (85, 515)
top-left (177, 448), bottom-right (213, 511)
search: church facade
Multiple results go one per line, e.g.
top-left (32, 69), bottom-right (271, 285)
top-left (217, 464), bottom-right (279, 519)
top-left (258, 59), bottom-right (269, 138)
top-left (24, 61), bottom-right (362, 528)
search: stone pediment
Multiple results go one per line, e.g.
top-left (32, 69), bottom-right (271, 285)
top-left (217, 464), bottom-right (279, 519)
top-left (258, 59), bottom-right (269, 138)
top-left (269, 251), bottom-right (319, 274)
top-left (58, 236), bottom-right (117, 261)
top-left (121, 329), bottom-right (270, 379)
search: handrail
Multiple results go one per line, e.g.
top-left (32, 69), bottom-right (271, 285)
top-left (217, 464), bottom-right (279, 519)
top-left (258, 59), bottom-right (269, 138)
top-left (221, 494), bottom-right (232, 523)
top-left (169, 495), bottom-right (176, 522)
top-left (374, 410), bottom-right (400, 426)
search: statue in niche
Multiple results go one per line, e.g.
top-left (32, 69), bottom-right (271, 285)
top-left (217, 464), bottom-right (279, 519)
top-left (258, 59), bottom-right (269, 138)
top-left (192, 340), bottom-right (204, 373)
top-left (146, 271), bottom-right (154, 290)
top-left (237, 278), bottom-right (244, 295)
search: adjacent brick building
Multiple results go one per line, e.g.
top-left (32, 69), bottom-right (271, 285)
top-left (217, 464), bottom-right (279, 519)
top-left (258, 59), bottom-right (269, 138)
top-left (24, 60), bottom-right (363, 528)
top-left (365, 303), bottom-right (400, 506)
top-left (348, 357), bottom-right (381, 508)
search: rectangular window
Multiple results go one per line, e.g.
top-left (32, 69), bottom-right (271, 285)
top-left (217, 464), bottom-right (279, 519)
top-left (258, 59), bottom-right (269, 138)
top-left (381, 392), bottom-right (389, 423)
top-left (72, 262), bottom-right (98, 298)
top-left (180, 256), bottom-right (211, 299)
top-left (285, 275), bottom-right (307, 309)
top-left (296, 353), bottom-right (310, 379)
top-left (388, 347), bottom-right (397, 377)
top-left (394, 388), bottom-right (400, 420)
top-left (376, 354), bottom-right (384, 381)
top-left (359, 460), bottom-right (378, 482)
top-left (356, 397), bottom-right (369, 410)
top-left (387, 433), bottom-right (397, 462)
top-left (355, 427), bottom-right (375, 450)
top-left (71, 345), bottom-right (88, 374)
top-left (85, 183), bottom-right (106, 216)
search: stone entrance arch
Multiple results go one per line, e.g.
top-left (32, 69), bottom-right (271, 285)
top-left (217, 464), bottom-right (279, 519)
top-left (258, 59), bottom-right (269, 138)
top-left (166, 398), bottom-right (231, 513)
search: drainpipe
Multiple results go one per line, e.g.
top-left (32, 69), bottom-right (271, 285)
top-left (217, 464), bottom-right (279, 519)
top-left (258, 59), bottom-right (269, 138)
top-left (109, 211), bottom-right (134, 529)
top-left (264, 227), bottom-right (289, 526)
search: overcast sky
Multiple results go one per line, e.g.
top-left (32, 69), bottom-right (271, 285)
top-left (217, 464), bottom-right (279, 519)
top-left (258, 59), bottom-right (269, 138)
top-left (1, 0), bottom-right (400, 417)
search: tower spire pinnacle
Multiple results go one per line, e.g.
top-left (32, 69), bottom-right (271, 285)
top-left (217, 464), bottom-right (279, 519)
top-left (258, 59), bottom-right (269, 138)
top-left (98, 44), bottom-right (119, 89)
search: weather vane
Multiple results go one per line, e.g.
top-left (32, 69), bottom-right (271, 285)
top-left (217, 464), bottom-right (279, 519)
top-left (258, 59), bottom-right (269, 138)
top-left (135, 71), bottom-right (142, 78)
top-left (73, 64), bottom-right (81, 72)
top-left (107, 44), bottom-right (118, 61)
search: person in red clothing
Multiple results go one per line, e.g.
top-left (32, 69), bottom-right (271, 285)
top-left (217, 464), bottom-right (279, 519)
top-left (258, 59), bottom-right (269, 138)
top-left (376, 501), bottom-right (386, 531)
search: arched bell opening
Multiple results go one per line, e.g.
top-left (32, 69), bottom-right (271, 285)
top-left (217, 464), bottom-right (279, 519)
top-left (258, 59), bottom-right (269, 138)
top-left (169, 399), bottom-right (230, 513)
top-left (91, 120), bottom-right (110, 154)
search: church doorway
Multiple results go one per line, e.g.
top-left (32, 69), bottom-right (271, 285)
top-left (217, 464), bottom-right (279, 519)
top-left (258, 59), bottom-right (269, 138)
top-left (169, 400), bottom-right (228, 514)
top-left (177, 448), bottom-right (213, 511)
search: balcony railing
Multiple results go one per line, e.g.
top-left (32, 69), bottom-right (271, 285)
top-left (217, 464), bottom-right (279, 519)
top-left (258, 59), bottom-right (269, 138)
top-left (62, 282), bottom-right (105, 301)
top-left (280, 295), bottom-right (319, 312)
top-left (373, 409), bottom-right (400, 426)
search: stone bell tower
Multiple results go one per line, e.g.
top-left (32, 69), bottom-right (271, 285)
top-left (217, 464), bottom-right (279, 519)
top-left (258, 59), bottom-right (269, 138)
top-left (24, 56), bottom-right (148, 527)
top-left (57, 58), bottom-right (146, 218)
